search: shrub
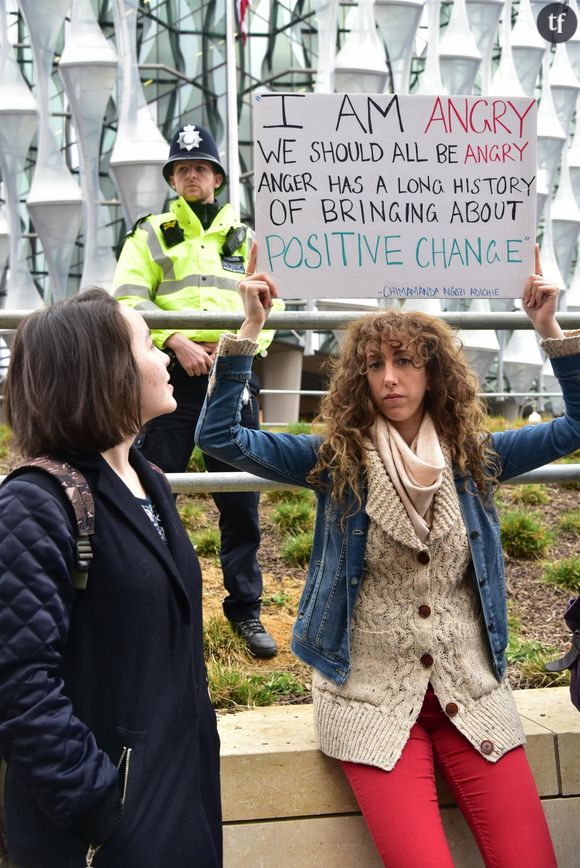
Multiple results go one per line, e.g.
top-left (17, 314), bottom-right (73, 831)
top-left (272, 501), bottom-right (315, 536)
top-left (500, 510), bottom-right (553, 559)
top-left (494, 493), bottom-right (508, 513)
top-left (559, 510), bottom-right (580, 535)
top-left (189, 527), bottom-right (221, 557)
top-left (542, 557), bottom-right (580, 593)
top-left (510, 484), bottom-right (551, 506)
top-left (282, 531), bottom-right (313, 567)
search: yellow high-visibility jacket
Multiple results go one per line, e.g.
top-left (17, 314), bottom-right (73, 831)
top-left (113, 197), bottom-right (282, 353)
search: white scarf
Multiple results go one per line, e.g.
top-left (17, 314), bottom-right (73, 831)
top-left (370, 413), bottom-right (445, 543)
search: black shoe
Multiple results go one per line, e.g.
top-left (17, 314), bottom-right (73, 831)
top-left (229, 618), bottom-right (278, 658)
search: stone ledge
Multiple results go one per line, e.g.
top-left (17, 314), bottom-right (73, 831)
top-left (218, 687), bottom-right (580, 867)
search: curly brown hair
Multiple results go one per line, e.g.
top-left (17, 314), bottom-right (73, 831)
top-left (308, 309), bottom-right (498, 507)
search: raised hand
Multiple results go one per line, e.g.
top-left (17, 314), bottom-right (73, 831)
top-left (238, 242), bottom-right (279, 341)
top-left (522, 245), bottom-right (564, 340)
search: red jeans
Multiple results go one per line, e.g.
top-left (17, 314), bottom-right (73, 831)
top-left (340, 689), bottom-right (556, 868)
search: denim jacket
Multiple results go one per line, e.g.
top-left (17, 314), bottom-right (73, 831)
top-left (196, 347), bottom-right (580, 686)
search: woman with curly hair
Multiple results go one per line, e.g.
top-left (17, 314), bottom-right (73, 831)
top-left (196, 246), bottom-right (580, 867)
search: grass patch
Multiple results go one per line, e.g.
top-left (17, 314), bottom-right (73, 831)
top-left (0, 425), bottom-right (13, 462)
top-left (266, 487), bottom-right (313, 505)
top-left (207, 663), bottom-right (307, 709)
top-left (271, 501), bottom-right (315, 535)
top-left (510, 484), bottom-right (551, 506)
top-left (555, 454), bottom-right (580, 490)
top-left (500, 510), bottom-right (553, 559)
top-left (262, 591), bottom-right (292, 608)
top-left (177, 500), bottom-right (207, 532)
top-left (542, 557), bottom-right (580, 593)
top-left (511, 645), bottom-right (569, 688)
top-left (559, 510), bottom-right (580, 535)
top-left (286, 421), bottom-right (313, 435)
top-left (204, 616), bottom-right (248, 667)
top-left (507, 610), bottom-right (568, 688)
top-left (282, 532), bottom-right (313, 567)
top-left (204, 611), bottom-right (309, 708)
top-left (189, 527), bottom-right (221, 557)
top-left (187, 446), bottom-right (206, 473)
top-left (507, 633), bottom-right (552, 665)
top-left (485, 416), bottom-right (530, 433)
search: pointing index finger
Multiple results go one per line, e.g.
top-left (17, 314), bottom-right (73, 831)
top-left (246, 241), bottom-right (258, 275)
top-left (534, 243), bottom-right (542, 276)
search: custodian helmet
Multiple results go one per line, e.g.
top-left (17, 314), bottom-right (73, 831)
top-left (162, 123), bottom-right (227, 194)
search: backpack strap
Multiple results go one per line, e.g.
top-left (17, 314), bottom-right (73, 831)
top-left (3, 456), bottom-right (95, 590)
top-left (545, 630), bottom-right (580, 672)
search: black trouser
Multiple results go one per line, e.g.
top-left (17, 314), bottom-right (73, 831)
top-left (138, 359), bottom-right (263, 622)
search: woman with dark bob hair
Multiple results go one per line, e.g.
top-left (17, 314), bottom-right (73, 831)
top-left (0, 289), bottom-right (221, 868)
top-left (196, 246), bottom-right (580, 867)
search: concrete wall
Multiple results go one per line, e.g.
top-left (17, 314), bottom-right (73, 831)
top-left (218, 687), bottom-right (580, 867)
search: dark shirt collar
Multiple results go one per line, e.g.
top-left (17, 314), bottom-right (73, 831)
top-left (187, 199), bottom-right (221, 229)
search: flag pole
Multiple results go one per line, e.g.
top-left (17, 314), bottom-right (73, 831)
top-left (225, 0), bottom-right (241, 216)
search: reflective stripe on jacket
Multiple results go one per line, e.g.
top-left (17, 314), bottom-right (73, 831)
top-left (113, 197), bottom-right (281, 353)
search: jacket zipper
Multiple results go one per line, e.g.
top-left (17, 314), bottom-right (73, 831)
top-left (84, 747), bottom-right (133, 867)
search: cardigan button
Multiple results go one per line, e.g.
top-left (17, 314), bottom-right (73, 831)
top-left (445, 702), bottom-right (459, 717)
top-left (417, 550), bottom-right (430, 565)
top-left (418, 604), bottom-right (432, 618)
top-left (420, 653), bottom-right (434, 668)
top-left (480, 740), bottom-right (494, 755)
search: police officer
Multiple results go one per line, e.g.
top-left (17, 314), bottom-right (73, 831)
top-left (113, 123), bottom-right (281, 657)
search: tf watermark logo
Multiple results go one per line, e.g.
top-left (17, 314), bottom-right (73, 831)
top-left (537, 2), bottom-right (578, 42)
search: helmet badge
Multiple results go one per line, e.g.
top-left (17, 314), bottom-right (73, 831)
top-left (177, 124), bottom-right (203, 151)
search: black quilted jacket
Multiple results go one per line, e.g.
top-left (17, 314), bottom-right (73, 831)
top-left (0, 449), bottom-right (221, 868)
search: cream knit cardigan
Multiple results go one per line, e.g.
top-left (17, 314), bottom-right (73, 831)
top-left (312, 449), bottom-right (525, 771)
top-left (213, 329), bottom-right (580, 771)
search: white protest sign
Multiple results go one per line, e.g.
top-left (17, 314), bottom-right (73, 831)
top-left (254, 93), bottom-right (537, 300)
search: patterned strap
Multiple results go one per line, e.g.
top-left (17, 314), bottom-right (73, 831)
top-left (19, 456), bottom-right (95, 536)
top-left (4, 456), bottom-right (95, 590)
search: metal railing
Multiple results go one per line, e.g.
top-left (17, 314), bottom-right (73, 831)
top-left (162, 464), bottom-right (580, 494)
top-left (1, 308), bottom-right (578, 494)
top-left (2, 310), bottom-right (580, 331)
top-left (1, 465), bottom-right (579, 493)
